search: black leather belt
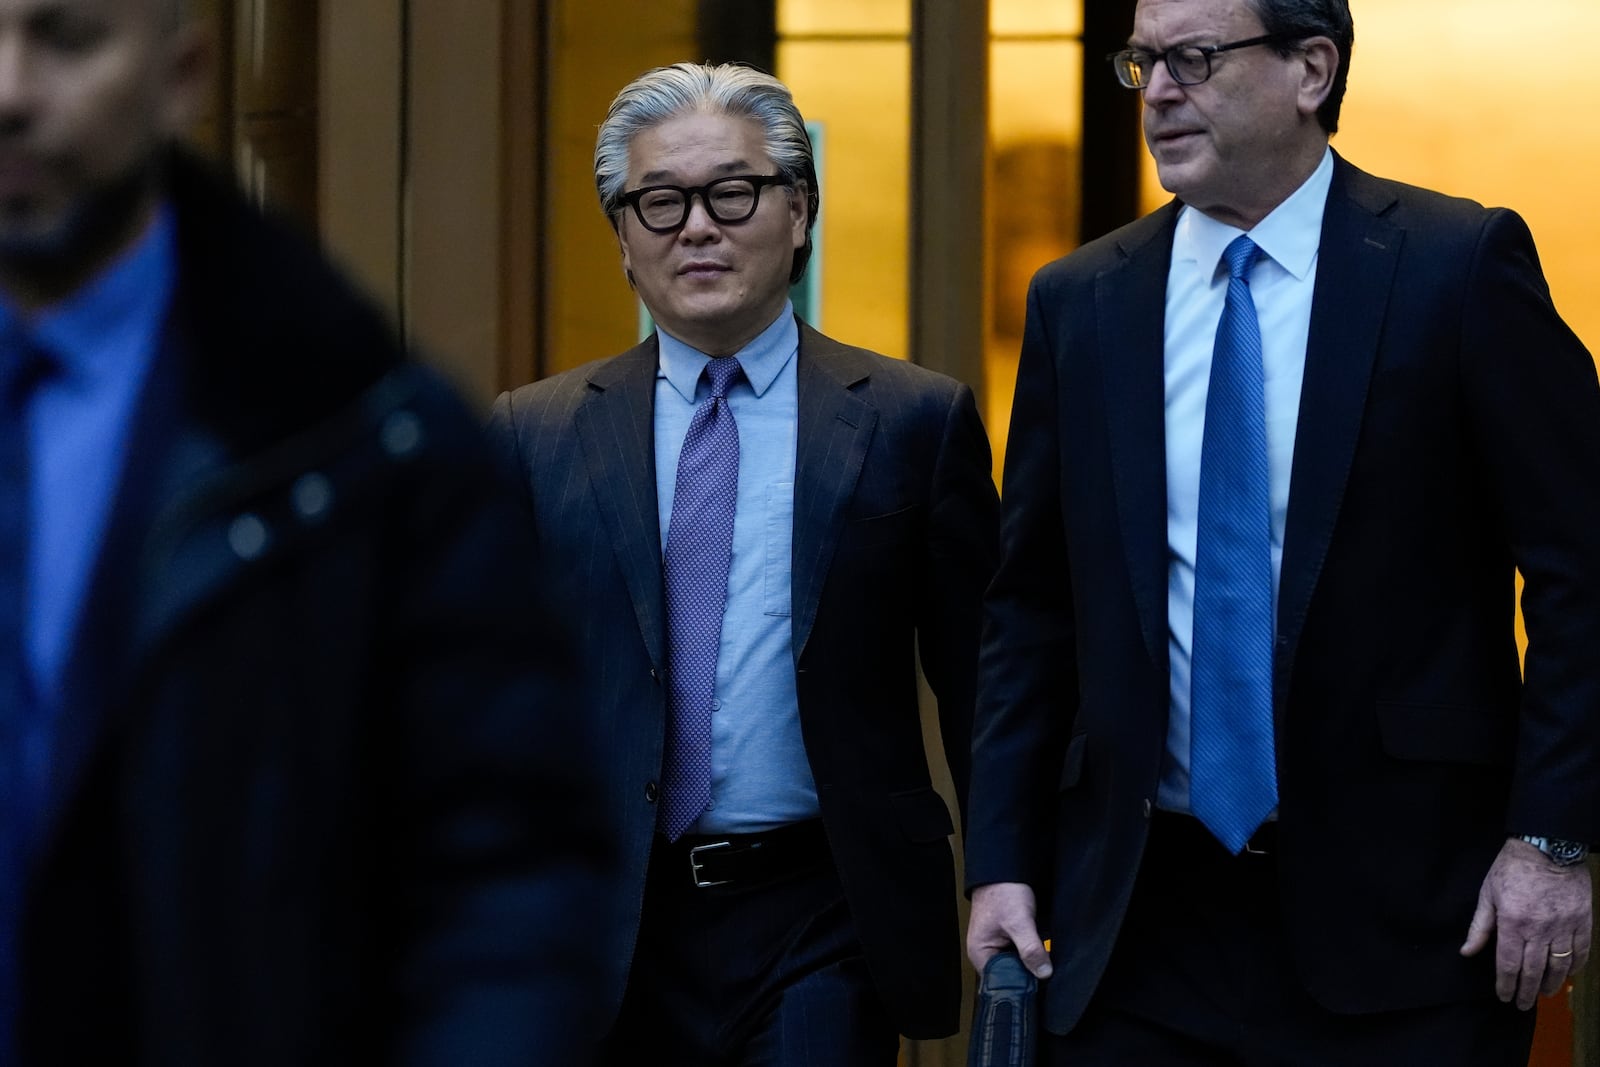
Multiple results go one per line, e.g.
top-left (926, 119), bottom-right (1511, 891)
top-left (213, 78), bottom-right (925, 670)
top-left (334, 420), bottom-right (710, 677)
top-left (1152, 811), bottom-right (1279, 857)
top-left (671, 819), bottom-right (832, 889)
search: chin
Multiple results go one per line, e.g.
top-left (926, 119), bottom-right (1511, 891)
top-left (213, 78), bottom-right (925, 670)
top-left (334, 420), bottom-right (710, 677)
top-left (1154, 162), bottom-right (1203, 202)
top-left (0, 212), bottom-right (77, 263)
top-left (0, 165), bottom-right (157, 268)
top-left (674, 297), bottom-right (743, 326)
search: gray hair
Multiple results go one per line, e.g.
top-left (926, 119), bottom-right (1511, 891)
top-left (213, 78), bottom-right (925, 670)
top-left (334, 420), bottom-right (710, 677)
top-left (1248, 0), bottom-right (1354, 135)
top-left (594, 62), bottom-right (820, 284)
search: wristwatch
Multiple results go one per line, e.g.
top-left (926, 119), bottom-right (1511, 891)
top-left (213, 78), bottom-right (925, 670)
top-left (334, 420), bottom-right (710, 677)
top-left (1520, 835), bottom-right (1591, 867)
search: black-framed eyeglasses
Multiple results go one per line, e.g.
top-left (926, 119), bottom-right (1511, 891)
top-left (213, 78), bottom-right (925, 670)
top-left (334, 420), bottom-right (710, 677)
top-left (618, 174), bottom-right (792, 234)
top-left (1108, 34), bottom-right (1289, 89)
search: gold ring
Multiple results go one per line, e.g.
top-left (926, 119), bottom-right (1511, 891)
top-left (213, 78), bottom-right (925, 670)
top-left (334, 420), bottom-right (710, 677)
top-left (1551, 949), bottom-right (1574, 959)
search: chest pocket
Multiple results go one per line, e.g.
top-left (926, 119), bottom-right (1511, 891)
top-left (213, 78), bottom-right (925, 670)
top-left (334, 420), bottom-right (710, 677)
top-left (763, 481), bottom-right (794, 617)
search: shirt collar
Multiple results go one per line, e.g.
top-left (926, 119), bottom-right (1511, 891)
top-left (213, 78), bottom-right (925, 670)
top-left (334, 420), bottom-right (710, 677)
top-left (656, 301), bottom-right (798, 403)
top-left (0, 203), bottom-right (178, 380)
top-left (1172, 147), bottom-right (1334, 283)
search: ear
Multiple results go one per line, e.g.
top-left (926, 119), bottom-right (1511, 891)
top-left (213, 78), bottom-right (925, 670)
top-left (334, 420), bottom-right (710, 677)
top-left (788, 181), bottom-right (809, 251)
top-left (157, 21), bottom-right (215, 137)
top-left (1295, 36), bottom-right (1338, 120)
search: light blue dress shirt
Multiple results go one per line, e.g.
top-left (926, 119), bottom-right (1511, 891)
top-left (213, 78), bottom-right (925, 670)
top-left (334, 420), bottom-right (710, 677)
top-left (9, 206), bottom-right (177, 723)
top-left (654, 304), bottom-right (819, 833)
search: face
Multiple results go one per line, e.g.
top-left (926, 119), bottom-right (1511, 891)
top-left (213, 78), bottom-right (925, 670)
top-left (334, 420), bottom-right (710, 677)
top-left (616, 110), bottom-right (807, 357)
top-left (0, 0), bottom-right (205, 278)
top-left (1132, 0), bottom-right (1328, 228)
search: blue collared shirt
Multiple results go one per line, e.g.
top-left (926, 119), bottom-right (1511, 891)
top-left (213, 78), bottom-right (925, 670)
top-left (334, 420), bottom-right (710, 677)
top-left (654, 304), bottom-right (818, 833)
top-left (9, 206), bottom-right (177, 721)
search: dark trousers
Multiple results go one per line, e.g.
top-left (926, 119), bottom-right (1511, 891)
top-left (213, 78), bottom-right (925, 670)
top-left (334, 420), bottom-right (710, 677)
top-left (600, 822), bottom-right (898, 1067)
top-left (1046, 814), bottom-right (1537, 1067)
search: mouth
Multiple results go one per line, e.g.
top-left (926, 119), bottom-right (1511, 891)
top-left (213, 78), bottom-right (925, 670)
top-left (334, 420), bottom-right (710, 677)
top-left (678, 261), bottom-right (731, 279)
top-left (1150, 129), bottom-right (1202, 150)
top-left (0, 157), bottom-right (43, 198)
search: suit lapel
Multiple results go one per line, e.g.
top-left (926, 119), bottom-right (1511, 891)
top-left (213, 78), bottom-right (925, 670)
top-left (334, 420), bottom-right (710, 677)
top-left (792, 324), bottom-right (876, 660)
top-left (572, 339), bottom-right (667, 671)
top-left (44, 337), bottom-right (235, 848)
top-left (1097, 205), bottom-right (1181, 671)
top-left (1275, 157), bottom-right (1401, 703)
top-left (47, 350), bottom-right (423, 846)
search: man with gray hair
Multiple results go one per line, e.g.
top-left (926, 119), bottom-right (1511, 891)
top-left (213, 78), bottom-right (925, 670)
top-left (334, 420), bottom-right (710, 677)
top-left (966, 0), bottom-right (1599, 1063)
top-left (492, 62), bottom-right (998, 1063)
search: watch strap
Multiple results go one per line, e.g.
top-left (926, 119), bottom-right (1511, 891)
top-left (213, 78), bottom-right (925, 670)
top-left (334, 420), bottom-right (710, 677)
top-left (1520, 834), bottom-right (1591, 867)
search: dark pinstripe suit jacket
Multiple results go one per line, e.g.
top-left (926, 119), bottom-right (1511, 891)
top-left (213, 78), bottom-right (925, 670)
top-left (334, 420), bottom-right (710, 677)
top-left (489, 319), bottom-right (999, 1039)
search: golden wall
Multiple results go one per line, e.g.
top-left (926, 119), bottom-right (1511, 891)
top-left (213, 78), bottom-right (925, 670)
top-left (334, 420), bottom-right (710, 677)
top-left (542, 2), bottom-right (699, 377)
top-left (1141, 0), bottom-right (1600, 362)
top-left (1340, 0), bottom-right (1599, 363)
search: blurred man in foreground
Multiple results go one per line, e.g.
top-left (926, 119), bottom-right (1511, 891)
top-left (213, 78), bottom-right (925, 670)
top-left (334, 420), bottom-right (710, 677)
top-left (0, 1), bottom-right (609, 1062)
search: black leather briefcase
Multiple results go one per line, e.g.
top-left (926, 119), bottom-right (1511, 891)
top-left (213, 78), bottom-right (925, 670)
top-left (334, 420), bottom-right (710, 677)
top-left (967, 950), bottom-right (1038, 1067)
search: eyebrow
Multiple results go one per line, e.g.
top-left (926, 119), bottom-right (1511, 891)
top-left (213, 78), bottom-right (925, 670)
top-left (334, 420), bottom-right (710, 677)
top-left (637, 159), bottom-right (760, 185)
top-left (1125, 34), bottom-right (1208, 51)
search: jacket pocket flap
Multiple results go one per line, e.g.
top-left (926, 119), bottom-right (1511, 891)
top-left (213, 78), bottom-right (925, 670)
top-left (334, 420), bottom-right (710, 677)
top-left (1058, 733), bottom-right (1087, 791)
top-left (1375, 701), bottom-right (1513, 766)
top-left (891, 786), bottom-right (955, 842)
top-left (845, 503), bottom-right (920, 550)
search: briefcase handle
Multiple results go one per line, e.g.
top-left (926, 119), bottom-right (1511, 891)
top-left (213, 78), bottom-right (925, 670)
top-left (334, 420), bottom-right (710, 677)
top-left (967, 949), bottom-right (1038, 1067)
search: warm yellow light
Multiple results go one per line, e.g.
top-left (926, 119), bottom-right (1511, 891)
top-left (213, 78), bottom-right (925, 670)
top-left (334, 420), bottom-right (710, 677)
top-left (987, 41), bottom-right (1084, 480)
top-left (777, 0), bottom-right (908, 35)
top-left (1337, 0), bottom-right (1600, 364)
top-left (1139, 0), bottom-right (1600, 363)
top-left (991, 0), bottom-right (1083, 37)
top-left (778, 40), bottom-right (911, 361)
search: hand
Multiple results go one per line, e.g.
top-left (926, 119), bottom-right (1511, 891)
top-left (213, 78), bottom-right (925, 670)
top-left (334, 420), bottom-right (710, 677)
top-left (968, 881), bottom-right (1053, 980)
top-left (1460, 838), bottom-right (1593, 1010)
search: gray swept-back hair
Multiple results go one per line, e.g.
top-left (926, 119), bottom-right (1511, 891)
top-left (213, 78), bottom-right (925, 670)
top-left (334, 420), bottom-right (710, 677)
top-left (595, 62), bottom-right (820, 284)
top-left (1248, 0), bottom-right (1354, 134)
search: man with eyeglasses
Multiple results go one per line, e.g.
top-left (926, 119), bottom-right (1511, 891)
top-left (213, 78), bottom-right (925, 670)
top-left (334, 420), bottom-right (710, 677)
top-left (965, 0), bottom-right (1599, 1063)
top-left (490, 62), bottom-right (998, 1064)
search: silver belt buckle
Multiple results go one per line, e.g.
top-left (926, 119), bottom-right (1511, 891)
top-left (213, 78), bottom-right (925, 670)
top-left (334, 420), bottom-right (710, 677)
top-left (688, 840), bottom-right (733, 888)
top-left (1242, 823), bottom-right (1274, 856)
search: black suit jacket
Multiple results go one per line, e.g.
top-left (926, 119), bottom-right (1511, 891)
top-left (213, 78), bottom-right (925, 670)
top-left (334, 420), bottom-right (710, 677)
top-left (967, 154), bottom-right (1600, 1032)
top-left (22, 154), bottom-right (612, 1065)
top-left (489, 321), bottom-right (998, 1039)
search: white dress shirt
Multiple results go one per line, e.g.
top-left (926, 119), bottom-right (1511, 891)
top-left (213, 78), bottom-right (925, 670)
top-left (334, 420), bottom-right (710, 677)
top-left (1158, 148), bottom-right (1335, 813)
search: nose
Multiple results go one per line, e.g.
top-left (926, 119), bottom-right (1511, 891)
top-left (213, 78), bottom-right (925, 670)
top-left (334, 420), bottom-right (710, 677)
top-left (0, 34), bottom-right (37, 130)
top-left (677, 192), bottom-right (721, 243)
top-left (1141, 56), bottom-right (1186, 106)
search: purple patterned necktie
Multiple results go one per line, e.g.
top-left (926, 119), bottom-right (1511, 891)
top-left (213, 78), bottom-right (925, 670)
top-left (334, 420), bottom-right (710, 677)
top-left (659, 356), bottom-right (743, 841)
top-left (1190, 235), bottom-right (1278, 854)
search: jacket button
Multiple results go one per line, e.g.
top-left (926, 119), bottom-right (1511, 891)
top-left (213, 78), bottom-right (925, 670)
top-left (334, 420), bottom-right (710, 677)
top-left (650, 667), bottom-right (660, 685)
top-left (291, 472), bottom-right (334, 522)
top-left (380, 410), bottom-right (424, 458)
top-left (644, 781), bottom-right (659, 803)
top-left (1142, 798), bottom-right (1153, 819)
top-left (227, 514), bottom-right (270, 560)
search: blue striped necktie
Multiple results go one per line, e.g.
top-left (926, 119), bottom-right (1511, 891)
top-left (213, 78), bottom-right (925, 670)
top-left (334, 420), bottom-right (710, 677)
top-left (1189, 235), bottom-right (1278, 854)
top-left (659, 356), bottom-right (743, 841)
